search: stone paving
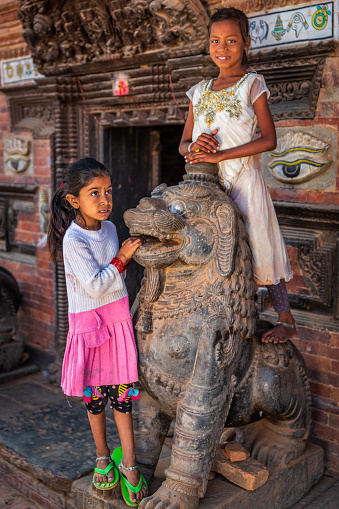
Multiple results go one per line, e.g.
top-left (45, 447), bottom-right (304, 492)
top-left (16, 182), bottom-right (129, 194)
top-left (0, 370), bottom-right (338, 509)
top-left (0, 370), bottom-right (119, 508)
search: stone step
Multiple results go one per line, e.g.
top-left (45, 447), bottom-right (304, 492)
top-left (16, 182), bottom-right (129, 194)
top-left (71, 442), bottom-right (326, 509)
top-left (0, 478), bottom-right (42, 508)
top-left (289, 476), bottom-right (339, 509)
top-left (0, 373), bottom-right (119, 508)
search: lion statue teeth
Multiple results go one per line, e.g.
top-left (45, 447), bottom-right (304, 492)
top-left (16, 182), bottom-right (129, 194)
top-left (124, 162), bottom-right (311, 509)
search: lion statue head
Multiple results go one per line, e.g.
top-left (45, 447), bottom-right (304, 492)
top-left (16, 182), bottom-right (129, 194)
top-left (124, 162), bottom-right (256, 344)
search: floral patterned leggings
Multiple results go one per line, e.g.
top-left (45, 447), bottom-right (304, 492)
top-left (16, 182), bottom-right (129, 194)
top-left (85, 383), bottom-right (133, 415)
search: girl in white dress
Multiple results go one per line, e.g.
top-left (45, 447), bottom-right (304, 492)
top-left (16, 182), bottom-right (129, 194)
top-left (179, 7), bottom-right (296, 343)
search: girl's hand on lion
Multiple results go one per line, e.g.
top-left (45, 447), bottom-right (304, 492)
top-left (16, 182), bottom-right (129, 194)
top-left (117, 237), bottom-right (144, 265)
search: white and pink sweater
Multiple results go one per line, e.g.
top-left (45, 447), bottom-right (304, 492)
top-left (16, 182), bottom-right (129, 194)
top-left (63, 221), bottom-right (128, 314)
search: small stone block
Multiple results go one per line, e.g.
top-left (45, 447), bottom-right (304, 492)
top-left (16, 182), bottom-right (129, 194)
top-left (222, 442), bottom-right (250, 462)
top-left (212, 449), bottom-right (269, 491)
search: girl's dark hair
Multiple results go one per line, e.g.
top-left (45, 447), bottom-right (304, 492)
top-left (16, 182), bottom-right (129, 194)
top-left (210, 7), bottom-right (249, 65)
top-left (47, 157), bottom-right (111, 263)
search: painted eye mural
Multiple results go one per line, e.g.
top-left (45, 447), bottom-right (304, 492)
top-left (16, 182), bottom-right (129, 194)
top-left (267, 131), bottom-right (331, 184)
top-left (3, 136), bottom-right (31, 174)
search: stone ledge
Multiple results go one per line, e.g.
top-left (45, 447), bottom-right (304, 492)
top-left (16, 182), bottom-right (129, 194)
top-left (71, 443), bottom-right (324, 509)
top-left (290, 476), bottom-right (339, 508)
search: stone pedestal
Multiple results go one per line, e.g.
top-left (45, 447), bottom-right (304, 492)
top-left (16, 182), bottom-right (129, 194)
top-left (71, 442), bottom-right (324, 509)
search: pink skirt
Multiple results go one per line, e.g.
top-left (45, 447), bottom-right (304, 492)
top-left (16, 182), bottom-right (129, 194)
top-left (61, 297), bottom-right (138, 397)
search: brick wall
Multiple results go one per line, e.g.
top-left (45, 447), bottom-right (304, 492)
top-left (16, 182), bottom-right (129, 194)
top-left (264, 50), bottom-right (339, 477)
top-left (293, 329), bottom-right (339, 477)
top-left (0, 90), bottom-right (55, 351)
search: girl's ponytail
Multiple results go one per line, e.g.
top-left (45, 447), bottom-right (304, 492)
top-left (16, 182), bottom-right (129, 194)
top-left (47, 186), bottom-right (75, 263)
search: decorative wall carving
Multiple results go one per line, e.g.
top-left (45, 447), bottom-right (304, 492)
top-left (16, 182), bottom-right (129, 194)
top-left (262, 127), bottom-right (338, 190)
top-left (23, 104), bottom-right (54, 125)
top-left (297, 231), bottom-right (335, 308)
top-left (291, 227), bottom-right (335, 311)
top-left (0, 201), bottom-right (6, 251)
top-left (267, 131), bottom-right (331, 185)
top-left (248, 0), bottom-right (310, 10)
top-left (6, 93), bottom-right (56, 139)
top-left (248, 41), bottom-right (335, 119)
top-left (17, 0), bottom-right (209, 75)
top-left (0, 183), bottom-right (36, 258)
top-left (39, 188), bottom-right (50, 233)
top-left (257, 201), bottom-right (339, 330)
top-left (3, 135), bottom-right (33, 175)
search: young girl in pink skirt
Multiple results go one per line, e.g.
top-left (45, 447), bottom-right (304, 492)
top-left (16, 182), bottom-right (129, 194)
top-left (48, 157), bottom-right (147, 507)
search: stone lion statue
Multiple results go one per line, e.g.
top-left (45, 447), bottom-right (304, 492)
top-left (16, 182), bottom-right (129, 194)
top-left (123, 163), bottom-right (311, 509)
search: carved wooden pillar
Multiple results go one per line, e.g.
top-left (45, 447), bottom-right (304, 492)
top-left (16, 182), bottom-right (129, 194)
top-left (53, 79), bottom-right (80, 359)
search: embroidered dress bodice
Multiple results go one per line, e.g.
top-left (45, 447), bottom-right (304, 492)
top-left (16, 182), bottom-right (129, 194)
top-left (193, 73), bottom-right (249, 128)
top-left (186, 73), bottom-right (293, 286)
top-left (188, 73), bottom-right (267, 189)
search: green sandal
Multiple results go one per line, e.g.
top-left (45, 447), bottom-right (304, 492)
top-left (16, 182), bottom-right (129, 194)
top-left (112, 447), bottom-right (148, 507)
top-left (92, 455), bottom-right (119, 490)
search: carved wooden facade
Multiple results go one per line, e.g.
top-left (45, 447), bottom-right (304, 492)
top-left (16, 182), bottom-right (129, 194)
top-left (0, 0), bottom-right (338, 354)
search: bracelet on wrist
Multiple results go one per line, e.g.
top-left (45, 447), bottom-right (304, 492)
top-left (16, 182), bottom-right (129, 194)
top-left (188, 142), bottom-right (194, 153)
top-left (110, 257), bottom-right (125, 273)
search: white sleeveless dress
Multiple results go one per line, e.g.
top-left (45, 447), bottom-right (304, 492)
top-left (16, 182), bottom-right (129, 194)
top-left (187, 73), bottom-right (292, 285)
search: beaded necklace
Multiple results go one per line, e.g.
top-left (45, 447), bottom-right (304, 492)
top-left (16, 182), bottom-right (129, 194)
top-left (193, 73), bottom-right (250, 128)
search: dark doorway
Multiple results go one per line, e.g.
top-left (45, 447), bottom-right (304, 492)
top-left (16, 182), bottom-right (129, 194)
top-left (157, 125), bottom-right (186, 188)
top-left (103, 124), bottom-right (185, 303)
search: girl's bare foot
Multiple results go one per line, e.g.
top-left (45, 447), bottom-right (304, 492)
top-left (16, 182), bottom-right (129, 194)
top-left (94, 452), bottom-right (115, 483)
top-left (120, 460), bottom-right (148, 504)
top-left (261, 323), bottom-right (297, 343)
top-left (261, 311), bottom-right (296, 344)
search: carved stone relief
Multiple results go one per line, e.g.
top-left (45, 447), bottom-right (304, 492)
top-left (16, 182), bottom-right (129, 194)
top-left (3, 135), bottom-right (33, 175)
top-left (0, 201), bottom-right (6, 251)
top-left (248, 41), bottom-right (334, 119)
top-left (17, 0), bottom-right (209, 74)
top-left (262, 127), bottom-right (337, 189)
top-left (6, 93), bottom-right (56, 139)
top-left (257, 223), bottom-right (338, 330)
top-left (39, 188), bottom-right (50, 233)
top-left (0, 184), bottom-right (36, 259)
top-left (266, 131), bottom-right (331, 184)
top-left (278, 226), bottom-right (335, 310)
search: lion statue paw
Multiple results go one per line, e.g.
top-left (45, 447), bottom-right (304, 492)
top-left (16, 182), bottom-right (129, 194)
top-left (139, 481), bottom-right (199, 509)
